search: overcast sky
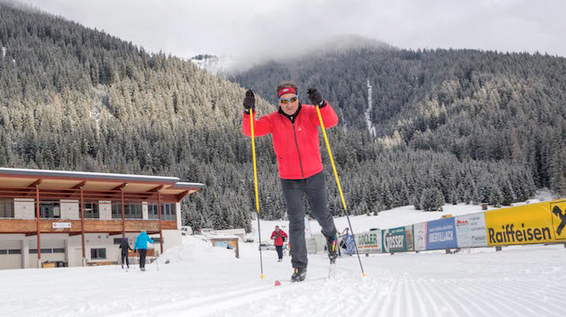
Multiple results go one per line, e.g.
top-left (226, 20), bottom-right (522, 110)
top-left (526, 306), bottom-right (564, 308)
top-left (17, 0), bottom-right (566, 65)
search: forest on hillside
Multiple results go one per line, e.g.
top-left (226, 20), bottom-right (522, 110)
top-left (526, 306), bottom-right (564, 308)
top-left (1, 3), bottom-right (564, 232)
top-left (233, 48), bottom-right (566, 205)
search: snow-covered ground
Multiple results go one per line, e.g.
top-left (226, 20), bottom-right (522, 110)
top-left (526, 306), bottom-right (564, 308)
top-left (2, 202), bottom-right (566, 317)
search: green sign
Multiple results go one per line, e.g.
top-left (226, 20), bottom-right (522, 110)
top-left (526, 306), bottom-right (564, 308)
top-left (382, 226), bottom-right (407, 253)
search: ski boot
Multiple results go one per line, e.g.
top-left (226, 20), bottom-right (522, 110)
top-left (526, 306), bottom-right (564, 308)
top-left (291, 267), bottom-right (307, 282)
top-left (327, 236), bottom-right (338, 264)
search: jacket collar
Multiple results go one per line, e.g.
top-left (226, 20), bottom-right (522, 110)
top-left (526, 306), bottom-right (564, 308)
top-left (278, 103), bottom-right (302, 124)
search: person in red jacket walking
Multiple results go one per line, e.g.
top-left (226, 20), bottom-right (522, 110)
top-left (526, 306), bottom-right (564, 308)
top-left (271, 225), bottom-right (288, 262)
top-left (242, 80), bottom-right (339, 282)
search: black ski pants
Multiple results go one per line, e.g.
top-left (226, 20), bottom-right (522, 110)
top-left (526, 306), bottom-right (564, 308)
top-left (280, 171), bottom-right (336, 269)
top-left (121, 251), bottom-right (129, 267)
top-left (138, 249), bottom-right (147, 269)
top-left (275, 246), bottom-right (283, 259)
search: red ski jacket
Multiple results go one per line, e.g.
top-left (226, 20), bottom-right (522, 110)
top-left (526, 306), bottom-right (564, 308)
top-left (242, 103), bottom-right (339, 179)
top-left (271, 230), bottom-right (288, 246)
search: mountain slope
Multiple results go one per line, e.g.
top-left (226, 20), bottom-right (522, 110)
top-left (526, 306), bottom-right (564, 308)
top-left (233, 46), bottom-right (566, 195)
top-left (0, 2), bottom-right (285, 231)
top-left (0, 4), bottom-right (552, 232)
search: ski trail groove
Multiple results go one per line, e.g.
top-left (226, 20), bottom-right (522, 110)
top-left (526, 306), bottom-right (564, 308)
top-left (464, 279), bottom-right (536, 317)
top-left (501, 278), bottom-right (564, 316)
top-left (106, 283), bottom-right (276, 317)
top-left (413, 278), bottom-right (447, 317)
top-left (444, 279), bottom-right (520, 317)
top-left (375, 279), bottom-right (400, 316)
top-left (426, 279), bottom-right (475, 317)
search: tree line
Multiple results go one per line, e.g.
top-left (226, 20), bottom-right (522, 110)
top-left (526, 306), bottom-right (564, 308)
top-left (0, 3), bottom-right (561, 233)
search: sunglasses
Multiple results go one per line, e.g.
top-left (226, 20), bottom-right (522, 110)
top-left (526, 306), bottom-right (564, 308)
top-left (279, 96), bottom-right (298, 104)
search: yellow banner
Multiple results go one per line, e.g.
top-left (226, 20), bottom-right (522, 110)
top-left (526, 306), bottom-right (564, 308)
top-left (551, 201), bottom-right (566, 241)
top-left (485, 202), bottom-right (558, 246)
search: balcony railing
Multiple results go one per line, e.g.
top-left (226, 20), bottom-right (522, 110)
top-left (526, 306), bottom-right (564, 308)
top-left (0, 218), bottom-right (177, 234)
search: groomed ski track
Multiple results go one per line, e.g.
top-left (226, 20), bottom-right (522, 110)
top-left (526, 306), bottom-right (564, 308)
top-left (2, 235), bottom-right (565, 317)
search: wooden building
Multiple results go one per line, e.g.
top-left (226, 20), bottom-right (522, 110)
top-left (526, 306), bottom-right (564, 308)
top-left (0, 168), bottom-right (204, 269)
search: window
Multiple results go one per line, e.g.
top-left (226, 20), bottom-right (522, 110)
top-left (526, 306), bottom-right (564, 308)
top-left (0, 250), bottom-right (7, 255)
top-left (163, 203), bottom-right (176, 221)
top-left (83, 202), bottom-right (99, 219)
top-left (148, 204), bottom-right (158, 219)
top-left (0, 200), bottom-right (14, 218)
top-left (112, 203), bottom-right (142, 219)
top-left (28, 248), bottom-right (63, 254)
top-left (152, 237), bottom-right (162, 243)
top-left (111, 203), bottom-right (120, 219)
top-left (91, 248), bottom-right (106, 259)
top-left (8, 249), bottom-right (21, 254)
top-left (37, 202), bottom-right (61, 219)
top-left (148, 203), bottom-right (177, 221)
top-left (114, 238), bottom-right (123, 245)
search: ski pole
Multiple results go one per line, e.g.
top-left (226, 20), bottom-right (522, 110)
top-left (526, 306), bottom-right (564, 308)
top-left (250, 108), bottom-right (265, 279)
top-left (315, 106), bottom-right (366, 277)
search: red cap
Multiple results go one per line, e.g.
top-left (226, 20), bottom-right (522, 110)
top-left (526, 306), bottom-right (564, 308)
top-left (278, 87), bottom-right (297, 98)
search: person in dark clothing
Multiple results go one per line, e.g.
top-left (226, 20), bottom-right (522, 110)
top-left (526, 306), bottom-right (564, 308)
top-left (242, 81), bottom-right (339, 282)
top-left (119, 237), bottom-right (133, 269)
top-left (134, 230), bottom-right (154, 271)
top-left (271, 225), bottom-right (288, 262)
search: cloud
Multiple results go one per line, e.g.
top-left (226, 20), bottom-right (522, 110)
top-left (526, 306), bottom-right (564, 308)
top-left (16, 0), bottom-right (566, 65)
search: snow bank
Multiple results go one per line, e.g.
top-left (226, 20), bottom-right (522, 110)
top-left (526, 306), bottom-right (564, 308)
top-left (161, 235), bottom-right (237, 263)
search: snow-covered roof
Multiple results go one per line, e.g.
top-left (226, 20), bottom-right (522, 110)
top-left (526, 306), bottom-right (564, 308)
top-left (0, 167), bottom-right (179, 183)
top-left (0, 167), bottom-right (205, 201)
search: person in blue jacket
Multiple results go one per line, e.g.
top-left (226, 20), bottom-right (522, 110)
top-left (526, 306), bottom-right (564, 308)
top-left (134, 230), bottom-right (154, 271)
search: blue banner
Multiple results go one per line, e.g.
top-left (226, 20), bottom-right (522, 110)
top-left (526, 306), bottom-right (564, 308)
top-left (426, 218), bottom-right (458, 250)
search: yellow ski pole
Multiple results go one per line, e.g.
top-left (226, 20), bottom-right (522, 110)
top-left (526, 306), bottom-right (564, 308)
top-left (315, 106), bottom-right (366, 277)
top-left (250, 109), bottom-right (265, 279)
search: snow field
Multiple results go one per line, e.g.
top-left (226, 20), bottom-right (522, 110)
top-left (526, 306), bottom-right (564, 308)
top-left (2, 201), bottom-right (565, 317)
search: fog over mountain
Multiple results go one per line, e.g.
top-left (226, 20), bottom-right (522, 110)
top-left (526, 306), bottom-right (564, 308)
top-left (14, 0), bottom-right (566, 72)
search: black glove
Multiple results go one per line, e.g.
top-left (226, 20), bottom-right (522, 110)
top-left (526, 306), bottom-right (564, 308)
top-left (307, 88), bottom-right (326, 107)
top-left (243, 89), bottom-right (255, 114)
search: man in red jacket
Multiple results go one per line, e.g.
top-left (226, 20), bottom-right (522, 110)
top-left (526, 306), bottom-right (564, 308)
top-left (271, 225), bottom-right (288, 262)
top-left (242, 81), bottom-right (339, 282)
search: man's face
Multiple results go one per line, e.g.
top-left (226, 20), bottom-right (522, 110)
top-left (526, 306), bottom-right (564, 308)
top-left (275, 226), bottom-right (280, 231)
top-left (279, 93), bottom-right (299, 115)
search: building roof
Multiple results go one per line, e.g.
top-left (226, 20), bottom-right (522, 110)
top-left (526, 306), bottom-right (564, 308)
top-left (0, 168), bottom-right (205, 203)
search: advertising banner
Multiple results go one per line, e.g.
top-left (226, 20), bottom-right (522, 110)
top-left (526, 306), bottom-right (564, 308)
top-left (551, 201), bottom-right (566, 241)
top-left (405, 225), bottom-right (414, 252)
top-left (413, 222), bottom-right (427, 251)
top-left (356, 231), bottom-right (382, 254)
top-left (455, 213), bottom-right (488, 248)
top-left (426, 218), bottom-right (458, 250)
top-left (382, 227), bottom-right (407, 253)
top-left (485, 202), bottom-right (556, 246)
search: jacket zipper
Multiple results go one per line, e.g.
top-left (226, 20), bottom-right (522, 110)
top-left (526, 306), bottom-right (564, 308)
top-left (292, 122), bottom-right (305, 179)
